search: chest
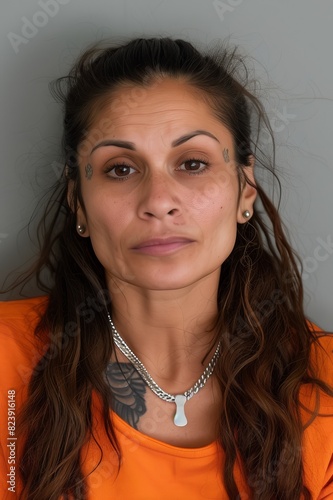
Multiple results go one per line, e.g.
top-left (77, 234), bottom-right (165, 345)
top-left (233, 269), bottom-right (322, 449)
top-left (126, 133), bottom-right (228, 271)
top-left (106, 361), bottom-right (222, 447)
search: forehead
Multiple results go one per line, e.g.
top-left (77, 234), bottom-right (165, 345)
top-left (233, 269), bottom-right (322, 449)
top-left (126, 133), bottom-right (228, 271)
top-left (87, 78), bottom-right (231, 140)
top-left (107, 77), bottom-right (209, 113)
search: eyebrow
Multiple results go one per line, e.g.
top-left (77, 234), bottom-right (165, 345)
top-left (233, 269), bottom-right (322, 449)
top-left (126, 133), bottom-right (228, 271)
top-left (172, 130), bottom-right (220, 147)
top-left (91, 139), bottom-right (136, 153)
top-left (90, 129), bottom-right (220, 154)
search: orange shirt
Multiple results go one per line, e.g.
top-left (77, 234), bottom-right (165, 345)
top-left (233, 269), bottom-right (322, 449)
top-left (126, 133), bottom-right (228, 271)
top-left (0, 296), bottom-right (332, 499)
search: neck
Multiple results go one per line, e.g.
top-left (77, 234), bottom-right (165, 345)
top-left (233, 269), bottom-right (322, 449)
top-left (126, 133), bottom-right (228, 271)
top-left (106, 271), bottom-right (220, 380)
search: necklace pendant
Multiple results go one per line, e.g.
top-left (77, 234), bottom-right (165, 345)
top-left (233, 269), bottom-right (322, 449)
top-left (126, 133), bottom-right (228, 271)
top-left (173, 394), bottom-right (187, 427)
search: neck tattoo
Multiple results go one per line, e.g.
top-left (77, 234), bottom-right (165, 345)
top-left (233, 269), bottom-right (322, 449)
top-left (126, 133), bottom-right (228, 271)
top-left (107, 313), bottom-right (222, 427)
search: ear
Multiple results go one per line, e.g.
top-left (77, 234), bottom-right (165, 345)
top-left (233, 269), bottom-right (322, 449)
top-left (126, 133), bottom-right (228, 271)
top-left (67, 177), bottom-right (90, 237)
top-left (237, 157), bottom-right (257, 224)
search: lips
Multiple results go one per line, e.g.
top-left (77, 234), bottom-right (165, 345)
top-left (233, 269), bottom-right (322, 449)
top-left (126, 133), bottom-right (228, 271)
top-left (131, 237), bottom-right (195, 255)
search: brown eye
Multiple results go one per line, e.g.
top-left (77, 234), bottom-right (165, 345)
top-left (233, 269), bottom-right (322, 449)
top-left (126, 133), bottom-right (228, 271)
top-left (106, 163), bottom-right (137, 179)
top-left (178, 158), bottom-right (209, 173)
top-left (114, 165), bottom-right (132, 176)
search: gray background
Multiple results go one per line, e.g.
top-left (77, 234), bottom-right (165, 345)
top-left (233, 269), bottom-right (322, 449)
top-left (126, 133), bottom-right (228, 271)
top-left (0, 0), bottom-right (332, 330)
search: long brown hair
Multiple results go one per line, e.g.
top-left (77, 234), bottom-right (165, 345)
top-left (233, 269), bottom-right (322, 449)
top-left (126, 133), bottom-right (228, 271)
top-left (7, 37), bottom-right (332, 499)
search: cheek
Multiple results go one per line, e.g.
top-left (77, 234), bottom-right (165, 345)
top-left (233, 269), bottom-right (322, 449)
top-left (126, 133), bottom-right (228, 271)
top-left (186, 167), bottom-right (240, 218)
top-left (188, 184), bottom-right (238, 226)
top-left (83, 198), bottom-right (130, 272)
top-left (83, 192), bottom-right (132, 241)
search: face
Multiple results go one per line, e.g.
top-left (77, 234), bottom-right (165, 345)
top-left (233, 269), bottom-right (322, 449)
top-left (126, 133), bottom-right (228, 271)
top-left (74, 79), bottom-right (256, 293)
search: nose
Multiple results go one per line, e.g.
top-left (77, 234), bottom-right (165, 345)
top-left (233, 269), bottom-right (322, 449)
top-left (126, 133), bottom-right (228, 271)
top-left (137, 172), bottom-right (182, 220)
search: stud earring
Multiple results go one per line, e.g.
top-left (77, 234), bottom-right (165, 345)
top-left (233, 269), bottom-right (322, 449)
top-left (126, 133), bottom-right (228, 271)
top-left (77, 224), bottom-right (86, 235)
top-left (242, 210), bottom-right (251, 219)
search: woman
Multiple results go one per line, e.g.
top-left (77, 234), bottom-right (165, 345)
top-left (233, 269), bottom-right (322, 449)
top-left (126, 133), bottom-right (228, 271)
top-left (0, 37), bottom-right (332, 499)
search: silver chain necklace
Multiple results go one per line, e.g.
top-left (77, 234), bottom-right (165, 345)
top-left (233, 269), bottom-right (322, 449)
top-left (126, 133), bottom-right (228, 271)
top-left (107, 313), bottom-right (221, 427)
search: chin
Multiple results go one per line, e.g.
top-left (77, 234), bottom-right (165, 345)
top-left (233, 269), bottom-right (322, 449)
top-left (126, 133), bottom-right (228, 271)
top-left (129, 270), bottom-right (214, 291)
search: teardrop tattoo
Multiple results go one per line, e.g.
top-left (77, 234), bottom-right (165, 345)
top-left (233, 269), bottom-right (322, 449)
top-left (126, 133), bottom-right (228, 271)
top-left (85, 163), bottom-right (93, 180)
top-left (223, 148), bottom-right (230, 163)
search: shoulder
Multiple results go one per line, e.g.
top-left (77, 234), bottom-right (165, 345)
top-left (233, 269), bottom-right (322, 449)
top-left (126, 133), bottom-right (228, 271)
top-left (0, 296), bottom-right (49, 388)
top-left (0, 297), bottom-right (49, 496)
top-left (309, 327), bottom-right (333, 388)
top-left (300, 325), bottom-right (333, 497)
top-left (0, 295), bottom-right (48, 322)
top-left (299, 322), bottom-right (333, 410)
top-left (0, 295), bottom-right (48, 342)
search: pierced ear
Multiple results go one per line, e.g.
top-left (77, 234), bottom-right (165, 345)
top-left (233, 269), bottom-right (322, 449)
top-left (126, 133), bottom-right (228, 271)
top-left (76, 223), bottom-right (89, 237)
top-left (67, 177), bottom-right (90, 237)
top-left (237, 158), bottom-right (257, 224)
top-left (75, 211), bottom-right (90, 238)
